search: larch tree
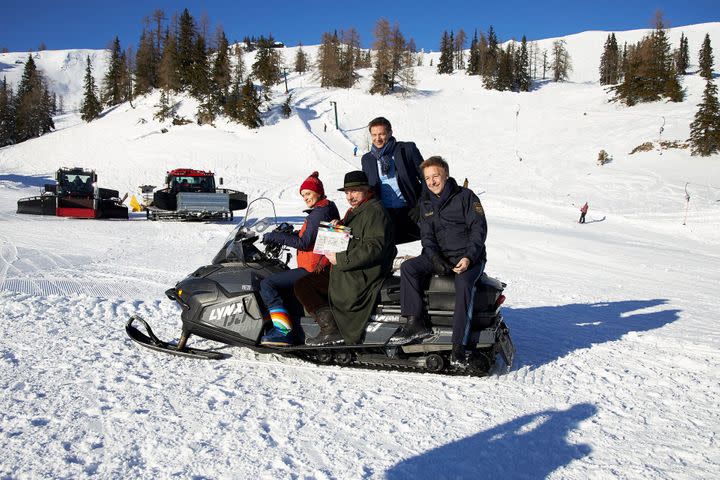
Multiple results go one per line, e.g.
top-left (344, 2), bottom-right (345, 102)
top-left (551, 39), bottom-right (572, 82)
top-left (370, 18), bottom-right (394, 94)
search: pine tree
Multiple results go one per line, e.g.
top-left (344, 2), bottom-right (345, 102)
top-left (177, 9), bottom-right (196, 90)
top-left (80, 56), bottom-right (102, 122)
top-left (551, 40), bottom-right (572, 82)
top-left (190, 34), bottom-right (210, 97)
top-left (14, 55), bottom-right (54, 141)
top-left (252, 35), bottom-right (283, 92)
top-left (495, 43), bottom-right (514, 91)
top-left (467, 30), bottom-right (480, 75)
top-left (338, 28), bottom-right (361, 88)
top-left (102, 37), bottom-right (125, 106)
top-left (154, 88), bottom-right (174, 121)
top-left (689, 79), bottom-right (720, 156)
top-left (239, 78), bottom-right (262, 128)
top-left (437, 30), bottom-right (454, 74)
top-left (209, 29), bottom-right (231, 111)
top-left (40, 85), bottom-right (54, 134)
top-left (281, 93), bottom-right (292, 118)
top-left (234, 44), bottom-right (246, 84)
top-left (613, 15), bottom-right (683, 105)
top-left (675, 32), bottom-right (689, 75)
top-left (699, 33), bottom-right (714, 80)
top-left (599, 33), bottom-right (620, 85)
top-left (158, 29), bottom-right (180, 91)
top-left (294, 43), bottom-right (309, 73)
top-left (370, 19), bottom-right (393, 94)
top-left (516, 36), bottom-right (531, 91)
top-left (0, 77), bottom-right (16, 146)
top-left (482, 26), bottom-right (499, 88)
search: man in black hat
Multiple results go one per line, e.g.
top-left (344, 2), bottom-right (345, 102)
top-left (361, 116), bottom-right (424, 244)
top-left (294, 171), bottom-right (396, 346)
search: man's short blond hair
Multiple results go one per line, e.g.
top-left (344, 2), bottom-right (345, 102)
top-left (420, 156), bottom-right (449, 175)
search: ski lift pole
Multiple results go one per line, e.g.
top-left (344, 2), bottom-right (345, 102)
top-left (683, 182), bottom-right (690, 225)
top-left (658, 116), bottom-right (665, 156)
top-left (329, 101), bottom-right (339, 129)
top-left (282, 68), bottom-right (288, 93)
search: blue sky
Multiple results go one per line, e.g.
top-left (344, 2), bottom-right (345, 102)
top-left (2, 0), bottom-right (718, 52)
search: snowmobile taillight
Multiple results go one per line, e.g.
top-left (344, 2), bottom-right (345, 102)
top-left (494, 294), bottom-right (506, 308)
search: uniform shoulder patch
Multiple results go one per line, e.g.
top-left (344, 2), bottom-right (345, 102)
top-left (473, 201), bottom-right (485, 216)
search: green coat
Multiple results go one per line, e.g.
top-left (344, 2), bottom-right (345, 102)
top-left (329, 198), bottom-right (397, 344)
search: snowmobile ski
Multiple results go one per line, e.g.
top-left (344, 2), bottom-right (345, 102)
top-left (125, 316), bottom-right (230, 360)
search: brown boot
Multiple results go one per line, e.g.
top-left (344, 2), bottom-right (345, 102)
top-left (306, 307), bottom-right (344, 346)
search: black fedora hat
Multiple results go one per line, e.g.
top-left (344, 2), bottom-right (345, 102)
top-left (338, 170), bottom-right (370, 191)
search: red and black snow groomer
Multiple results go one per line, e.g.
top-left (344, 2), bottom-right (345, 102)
top-left (16, 167), bottom-right (128, 219)
top-left (145, 168), bottom-right (247, 221)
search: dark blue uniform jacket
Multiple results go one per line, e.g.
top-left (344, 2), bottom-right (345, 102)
top-left (418, 177), bottom-right (487, 265)
top-left (360, 141), bottom-right (424, 208)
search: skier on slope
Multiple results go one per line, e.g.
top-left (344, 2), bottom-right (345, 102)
top-left (579, 202), bottom-right (589, 224)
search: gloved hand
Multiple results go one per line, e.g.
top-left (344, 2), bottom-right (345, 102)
top-left (431, 255), bottom-right (454, 275)
top-left (408, 205), bottom-right (421, 223)
top-left (262, 232), bottom-right (282, 245)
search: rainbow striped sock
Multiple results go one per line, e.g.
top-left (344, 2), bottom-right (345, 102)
top-left (269, 307), bottom-right (292, 335)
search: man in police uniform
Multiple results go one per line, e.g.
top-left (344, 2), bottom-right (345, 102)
top-left (393, 156), bottom-right (488, 363)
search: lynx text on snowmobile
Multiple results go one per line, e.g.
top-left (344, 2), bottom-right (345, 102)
top-left (126, 198), bottom-right (515, 375)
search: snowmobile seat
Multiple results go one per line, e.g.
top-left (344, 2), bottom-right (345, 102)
top-left (375, 273), bottom-right (502, 329)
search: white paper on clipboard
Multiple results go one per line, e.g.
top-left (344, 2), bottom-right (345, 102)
top-left (313, 222), bottom-right (352, 254)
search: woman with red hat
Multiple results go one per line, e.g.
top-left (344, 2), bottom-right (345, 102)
top-left (258, 171), bottom-right (340, 346)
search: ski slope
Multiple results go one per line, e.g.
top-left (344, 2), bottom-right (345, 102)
top-left (1, 23), bottom-right (720, 479)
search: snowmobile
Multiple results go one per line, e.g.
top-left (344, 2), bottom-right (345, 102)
top-left (126, 198), bottom-right (514, 375)
top-left (144, 168), bottom-right (247, 221)
top-left (17, 167), bottom-right (128, 219)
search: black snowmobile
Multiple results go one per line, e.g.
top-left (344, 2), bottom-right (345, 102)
top-left (126, 198), bottom-right (514, 375)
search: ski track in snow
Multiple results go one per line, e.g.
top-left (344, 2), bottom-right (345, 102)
top-left (2, 26), bottom-right (720, 479)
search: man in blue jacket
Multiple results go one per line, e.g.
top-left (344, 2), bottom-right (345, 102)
top-left (393, 156), bottom-right (488, 364)
top-left (361, 116), bottom-right (424, 244)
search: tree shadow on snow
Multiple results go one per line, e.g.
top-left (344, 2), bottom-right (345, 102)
top-left (386, 403), bottom-right (597, 480)
top-left (505, 298), bottom-right (679, 370)
top-left (0, 173), bottom-right (54, 188)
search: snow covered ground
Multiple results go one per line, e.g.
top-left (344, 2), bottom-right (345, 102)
top-left (1, 24), bottom-right (719, 479)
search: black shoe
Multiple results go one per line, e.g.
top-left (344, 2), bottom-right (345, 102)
top-left (306, 307), bottom-right (344, 346)
top-left (387, 315), bottom-right (432, 345)
top-left (451, 344), bottom-right (466, 365)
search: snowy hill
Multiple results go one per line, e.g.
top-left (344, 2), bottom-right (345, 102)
top-left (1, 23), bottom-right (719, 479)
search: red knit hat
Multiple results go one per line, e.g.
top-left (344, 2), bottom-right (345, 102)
top-left (299, 171), bottom-right (324, 196)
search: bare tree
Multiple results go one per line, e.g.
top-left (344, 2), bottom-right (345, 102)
top-left (454, 29), bottom-right (467, 70)
top-left (551, 40), bottom-right (572, 82)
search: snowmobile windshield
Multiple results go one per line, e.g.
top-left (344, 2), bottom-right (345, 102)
top-left (213, 197), bottom-right (278, 264)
